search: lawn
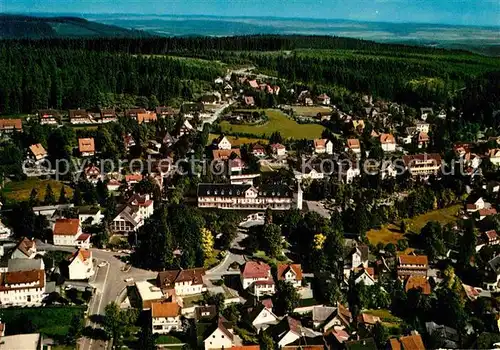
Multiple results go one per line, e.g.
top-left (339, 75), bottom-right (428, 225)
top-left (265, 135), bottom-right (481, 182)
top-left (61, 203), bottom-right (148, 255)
top-left (207, 133), bottom-right (268, 147)
top-left (367, 205), bottom-right (461, 245)
top-left (155, 335), bottom-right (183, 345)
top-left (291, 106), bottom-right (332, 117)
top-left (364, 309), bottom-right (403, 327)
top-left (219, 109), bottom-right (324, 140)
top-left (2, 178), bottom-right (72, 203)
top-left (0, 306), bottom-right (84, 339)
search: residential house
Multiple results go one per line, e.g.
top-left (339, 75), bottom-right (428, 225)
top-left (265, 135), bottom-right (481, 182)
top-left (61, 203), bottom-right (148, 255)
top-left (157, 268), bottom-right (206, 296)
top-left (67, 249), bottom-right (94, 280)
top-left (151, 301), bottom-right (182, 334)
top-left (229, 158), bottom-right (245, 173)
top-left (346, 139), bottom-right (361, 154)
top-left (212, 149), bottom-right (241, 161)
top-left (137, 112), bottom-right (157, 124)
top-left (215, 136), bottom-right (232, 150)
top-left (415, 121), bottom-right (430, 133)
top-left (271, 316), bottom-right (322, 348)
top-left (425, 322), bottom-right (459, 349)
top-left (123, 134), bottom-right (136, 151)
top-left (248, 80), bottom-right (259, 89)
top-left (204, 316), bottom-right (234, 350)
top-left (241, 261), bottom-right (272, 290)
top-left (125, 173), bottom-right (143, 185)
top-left (162, 132), bottom-right (178, 147)
top-left (107, 179), bottom-right (121, 192)
top-left (111, 194), bottom-right (154, 234)
top-left (244, 96), bottom-right (255, 107)
top-left (420, 107), bottom-right (433, 120)
top-left (352, 267), bottom-right (375, 286)
top-left (78, 138), bottom-right (95, 157)
top-left (465, 196), bottom-right (486, 213)
top-left (97, 108), bottom-right (115, 123)
top-left (27, 144), bottom-right (47, 163)
top-left (52, 218), bottom-right (91, 249)
top-left (352, 120), bottom-right (365, 133)
top-left (484, 230), bottom-right (499, 246)
top-left (402, 154), bottom-right (442, 176)
top-left (344, 163), bottom-right (361, 184)
top-left (317, 93), bottom-right (331, 105)
top-left (478, 208), bottom-right (497, 220)
top-left (197, 184), bottom-right (293, 211)
top-left (405, 275), bottom-right (431, 295)
top-left (294, 167), bottom-right (324, 182)
top-left (349, 244), bottom-right (369, 268)
top-left (357, 313), bottom-right (381, 329)
top-left (11, 237), bottom-right (37, 260)
top-left (249, 300), bottom-right (279, 331)
top-left (38, 109), bottom-right (59, 125)
top-left (254, 279), bottom-right (275, 298)
top-left (69, 109), bottom-right (93, 124)
top-left (156, 106), bottom-right (176, 118)
top-left (78, 206), bottom-right (104, 226)
top-left (83, 164), bottom-right (101, 184)
top-left (0, 119), bottom-right (22, 134)
top-left (271, 143), bottom-right (286, 157)
top-left (224, 83), bottom-right (233, 95)
top-left (488, 149), bottom-right (500, 166)
top-left (251, 144), bottom-right (266, 157)
top-left (380, 133), bottom-right (396, 152)
top-left (397, 255), bottom-right (428, 278)
top-left (125, 108), bottom-right (147, 120)
top-left (277, 264), bottom-right (302, 288)
top-left (178, 120), bottom-right (194, 137)
top-left (388, 333), bottom-right (426, 350)
top-left (416, 132), bottom-right (429, 148)
top-left (195, 305), bottom-right (218, 322)
top-left (312, 306), bottom-right (337, 330)
top-left (230, 174), bottom-right (260, 185)
top-left (314, 139), bottom-right (333, 154)
top-left (0, 269), bottom-right (46, 306)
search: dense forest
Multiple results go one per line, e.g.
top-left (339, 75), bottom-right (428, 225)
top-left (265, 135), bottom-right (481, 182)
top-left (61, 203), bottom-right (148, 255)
top-left (0, 35), bottom-right (499, 115)
top-left (0, 44), bottom-right (223, 113)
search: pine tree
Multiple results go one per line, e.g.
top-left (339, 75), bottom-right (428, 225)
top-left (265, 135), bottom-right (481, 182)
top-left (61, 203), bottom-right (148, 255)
top-left (58, 185), bottom-right (68, 204)
top-left (44, 184), bottom-right (56, 205)
top-left (29, 188), bottom-right (39, 206)
top-left (72, 187), bottom-right (82, 206)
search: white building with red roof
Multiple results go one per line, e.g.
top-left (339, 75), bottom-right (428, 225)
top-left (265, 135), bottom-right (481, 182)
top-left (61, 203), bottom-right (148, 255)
top-left (151, 301), bottom-right (182, 334)
top-left (271, 143), bottom-right (286, 157)
top-left (241, 261), bottom-right (272, 290)
top-left (111, 194), bottom-right (154, 234)
top-left (277, 263), bottom-right (303, 288)
top-left (313, 139), bottom-right (333, 155)
top-left (0, 269), bottom-right (46, 306)
top-left (68, 249), bottom-right (94, 280)
top-left (52, 218), bottom-right (91, 249)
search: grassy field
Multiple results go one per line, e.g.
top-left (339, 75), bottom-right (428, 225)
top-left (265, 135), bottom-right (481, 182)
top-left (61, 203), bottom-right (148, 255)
top-left (2, 178), bottom-right (73, 202)
top-left (207, 133), bottom-right (268, 147)
top-left (364, 309), bottom-right (403, 328)
top-left (219, 109), bottom-right (324, 140)
top-left (367, 205), bottom-right (461, 245)
top-left (155, 335), bottom-right (183, 345)
top-left (291, 106), bottom-right (332, 117)
top-left (0, 306), bottom-right (84, 338)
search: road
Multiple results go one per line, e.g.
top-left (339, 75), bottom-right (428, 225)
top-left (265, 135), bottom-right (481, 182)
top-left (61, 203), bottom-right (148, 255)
top-left (36, 241), bottom-right (157, 350)
top-left (206, 228), bottom-right (248, 278)
top-left (198, 100), bottom-right (235, 131)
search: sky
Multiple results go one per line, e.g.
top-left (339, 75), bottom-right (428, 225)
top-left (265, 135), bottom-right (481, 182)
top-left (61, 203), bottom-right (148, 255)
top-left (2, 0), bottom-right (500, 27)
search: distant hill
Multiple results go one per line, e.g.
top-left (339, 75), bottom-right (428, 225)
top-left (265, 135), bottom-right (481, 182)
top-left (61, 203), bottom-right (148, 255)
top-left (0, 14), bottom-right (151, 39)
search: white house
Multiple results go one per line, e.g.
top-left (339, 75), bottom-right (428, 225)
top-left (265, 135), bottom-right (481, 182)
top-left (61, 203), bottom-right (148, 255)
top-left (346, 139), bottom-right (361, 154)
top-left (277, 264), bottom-right (302, 288)
top-left (241, 261), bottom-right (272, 290)
top-left (489, 149), bottom-right (500, 166)
top-left (215, 136), bottom-right (232, 150)
top-left (111, 194), bottom-right (154, 234)
top-left (78, 207), bottom-right (104, 226)
top-left (27, 144), bottom-right (47, 164)
top-left (415, 121), bottom-right (430, 133)
top-left (380, 133), bottom-right (396, 152)
top-left (178, 120), bottom-right (194, 137)
top-left (271, 143), bottom-right (287, 157)
top-left (151, 301), bottom-right (182, 334)
top-left (0, 269), bottom-right (46, 306)
top-left (157, 268), bottom-right (206, 297)
top-left (353, 268), bottom-right (375, 286)
top-left (350, 245), bottom-right (369, 268)
top-left (52, 218), bottom-right (91, 249)
top-left (11, 237), bottom-right (37, 259)
top-left (317, 93), bottom-right (331, 105)
top-left (254, 279), bottom-right (276, 298)
top-left (466, 196), bottom-right (486, 213)
top-left (345, 164), bottom-right (360, 184)
top-left (250, 300), bottom-right (279, 331)
top-left (78, 138), bottom-right (95, 157)
top-left (204, 317), bottom-right (234, 350)
top-left (68, 249), bottom-right (94, 280)
top-left (294, 168), bottom-right (324, 181)
top-left (314, 139), bottom-right (333, 155)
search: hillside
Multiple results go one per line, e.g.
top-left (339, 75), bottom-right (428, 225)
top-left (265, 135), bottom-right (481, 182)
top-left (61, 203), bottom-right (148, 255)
top-left (0, 14), bottom-right (150, 39)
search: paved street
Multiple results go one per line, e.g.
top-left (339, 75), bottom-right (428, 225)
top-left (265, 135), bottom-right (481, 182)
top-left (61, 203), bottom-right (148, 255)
top-left (36, 241), bottom-right (157, 350)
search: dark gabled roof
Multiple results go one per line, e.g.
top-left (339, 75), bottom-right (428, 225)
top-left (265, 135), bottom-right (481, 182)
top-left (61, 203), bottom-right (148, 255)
top-left (181, 102), bottom-right (204, 113)
top-left (351, 244), bottom-right (369, 262)
top-left (258, 185), bottom-right (292, 198)
top-left (198, 184), bottom-right (252, 197)
top-left (195, 305), bottom-right (217, 321)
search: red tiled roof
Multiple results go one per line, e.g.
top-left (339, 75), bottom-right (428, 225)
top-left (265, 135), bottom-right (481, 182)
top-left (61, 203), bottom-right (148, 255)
top-left (358, 313), bottom-right (380, 325)
top-left (347, 139), bottom-right (360, 149)
top-left (53, 218), bottom-right (80, 236)
top-left (244, 96), bottom-right (255, 105)
top-left (398, 255), bottom-right (428, 266)
top-left (254, 278), bottom-right (274, 286)
top-left (405, 276), bottom-right (431, 295)
top-left (151, 301), bottom-right (181, 318)
top-left (232, 346), bottom-right (260, 350)
top-left (125, 174), bottom-right (143, 182)
top-left (0, 119), bottom-right (22, 131)
top-left (277, 264), bottom-right (303, 281)
top-left (14, 237), bottom-right (35, 258)
top-left (399, 334), bottom-right (425, 350)
top-left (485, 230), bottom-right (498, 241)
top-left (389, 338), bottom-right (402, 350)
top-left (479, 208), bottom-right (497, 216)
top-left (78, 138), bottom-right (95, 153)
top-left (0, 270), bottom-right (44, 291)
top-left (70, 248), bottom-right (92, 263)
top-left (248, 80), bottom-right (259, 89)
top-left (242, 261), bottom-right (271, 279)
top-left (261, 298), bottom-right (273, 309)
top-left (76, 233), bottom-right (91, 242)
top-left (402, 153), bottom-right (441, 166)
top-left (137, 112), bottom-right (157, 124)
top-left (380, 133), bottom-right (396, 144)
top-left (213, 149), bottom-right (241, 160)
top-left (317, 93), bottom-right (330, 100)
top-left (29, 143), bottom-right (47, 157)
top-left (314, 139), bottom-right (327, 148)
top-left (157, 268), bottom-right (205, 289)
top-left (418, 132), bottom-right (429, 142)
top-left (271, 143), bottom-right (285, 150)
